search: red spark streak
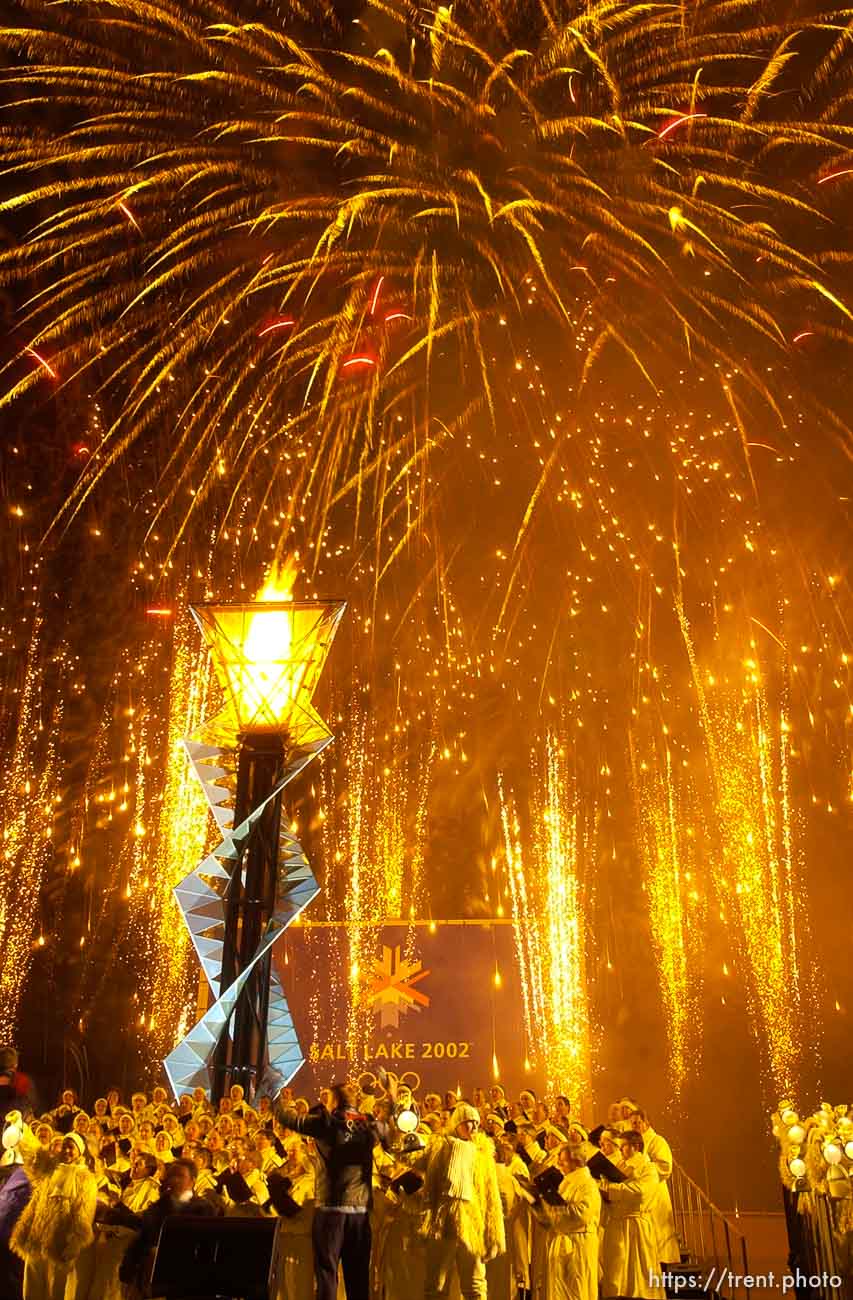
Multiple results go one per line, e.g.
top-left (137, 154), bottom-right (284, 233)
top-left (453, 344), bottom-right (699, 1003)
top-left (25, 347), bottom-right (58, 379)
top-left (257, 318), bottom-right (295, 337)
top-left (817, 169), bottom-right (853, 185)
top-left (369, 277), bottom-right (385, 316)
top-left (657, 113), bottom-right (707, 140)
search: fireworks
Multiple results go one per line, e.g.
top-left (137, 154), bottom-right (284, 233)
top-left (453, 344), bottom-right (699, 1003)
top-left (678, 599), bottom-right (805, 1096)
top-left (0, 618), bottom-right (62, 1034)
top-left (1, 0), bottom-right (851, 553)
top-left (140, 615), bottom-right (218, 1059)
top-left (0, 0), bottom-right (850, 1108)
top-left (501, 732), bottom-right (593, 1104)
top-left (322, 694), bottom-right (436, 1063)
top-left (631, 718), bottom-right (706, 1101)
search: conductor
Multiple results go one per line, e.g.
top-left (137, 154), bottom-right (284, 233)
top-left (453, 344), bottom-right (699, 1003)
top-left (277, 1079), bottom-right (390, 1300)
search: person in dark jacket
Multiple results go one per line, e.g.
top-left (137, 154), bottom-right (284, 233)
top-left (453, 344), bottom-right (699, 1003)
top-left (118, 1158), bottom-right (217, 1293)
top-left (277, 1081), bottom-right (384, 1300)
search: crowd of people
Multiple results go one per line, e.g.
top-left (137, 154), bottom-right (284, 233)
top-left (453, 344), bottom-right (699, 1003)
top-left (0, 1044), bottom-right (681, 1300)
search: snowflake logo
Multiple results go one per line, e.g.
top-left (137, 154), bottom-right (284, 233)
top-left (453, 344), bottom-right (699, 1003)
top-left (366, 945), bottom-right (431, 1029)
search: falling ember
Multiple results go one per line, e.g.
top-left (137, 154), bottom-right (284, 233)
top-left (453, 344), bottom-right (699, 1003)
top-left (257, 318), bottom-right (295, 338)
top-left (656, 113), bottom-right (707, 140)
top-left (369, 276), bottom-right (385, 316)
top-left (338, 704), bottom-right (374, 1065)
top-left (384, 312), bottom-right (413, 323)
top-left (24, 347), bottom-right (58, 379)
top-left (792, 332), bottom-right (815, 344)
top-left (146, 608), bottom-right (174, 617)
top-left (817, 169), bottom-right (853, 185)
top-left (341, 356), bottom-right (377, 371)
top-left (117, 200), bottom-right (141, 231)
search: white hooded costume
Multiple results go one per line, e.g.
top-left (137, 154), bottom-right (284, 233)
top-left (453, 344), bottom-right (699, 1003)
top-left (11, 1128), bottom-right (99, 1300)
top-left (417, 1104), bottom-right (505, 1300)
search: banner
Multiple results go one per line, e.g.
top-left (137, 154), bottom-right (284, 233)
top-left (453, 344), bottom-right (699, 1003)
top-left (274, 922), bottom-right (539, 1097)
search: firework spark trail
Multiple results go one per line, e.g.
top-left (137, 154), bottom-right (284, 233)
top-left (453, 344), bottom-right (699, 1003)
top-left (539, 735), bottom-right (592, 1104)
top-left (501, 735), bottom-right (592, 1103)
top-left (145, 616), bottom-right (218, 1058)
top-left (0, 618), bottom-right (62, 1033)
top-left (341, 701), bottom-right (376, 1063)
top-left (330, 696), bottom-right (436, 1063)
top-left (632, 726), bottom-right (706, 1099)
top-left (678, 599), bottom-right (803, 1095)
top-left (501, 780), bottom-right (546, 1055)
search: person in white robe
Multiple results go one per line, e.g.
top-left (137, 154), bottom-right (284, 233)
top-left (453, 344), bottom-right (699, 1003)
top-left (486, 1137), bottom-right (526, 1300)
top-left (272, 1140), bottom-right (315, 1300)
top-left (615, 1100), bottom-right (640, 1134)
top-left (527, 1130), bottom-right (561, 1299)
top-left (500, 1136), bottom-right (533, 1300)
top-left (256, 1131), bottom-right (283, 1176)
top-left (600, 1132), bottom-right (665, 1300)
top-left (592, 1131), bottom-right (620, 1279)
top-left (533, 1147), bottom-right (599, 1300)
top-left (369, 1137), bottom-right (397, 1297)
top-left (90, 1153), bottom-right (162, 1300)
top-left (629, 1112), bottom-right (679, 1265)
top-left (381, 1166), bottom-right (428, 1300)
top-left (224, 1152), bottom-right (269, 1214)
